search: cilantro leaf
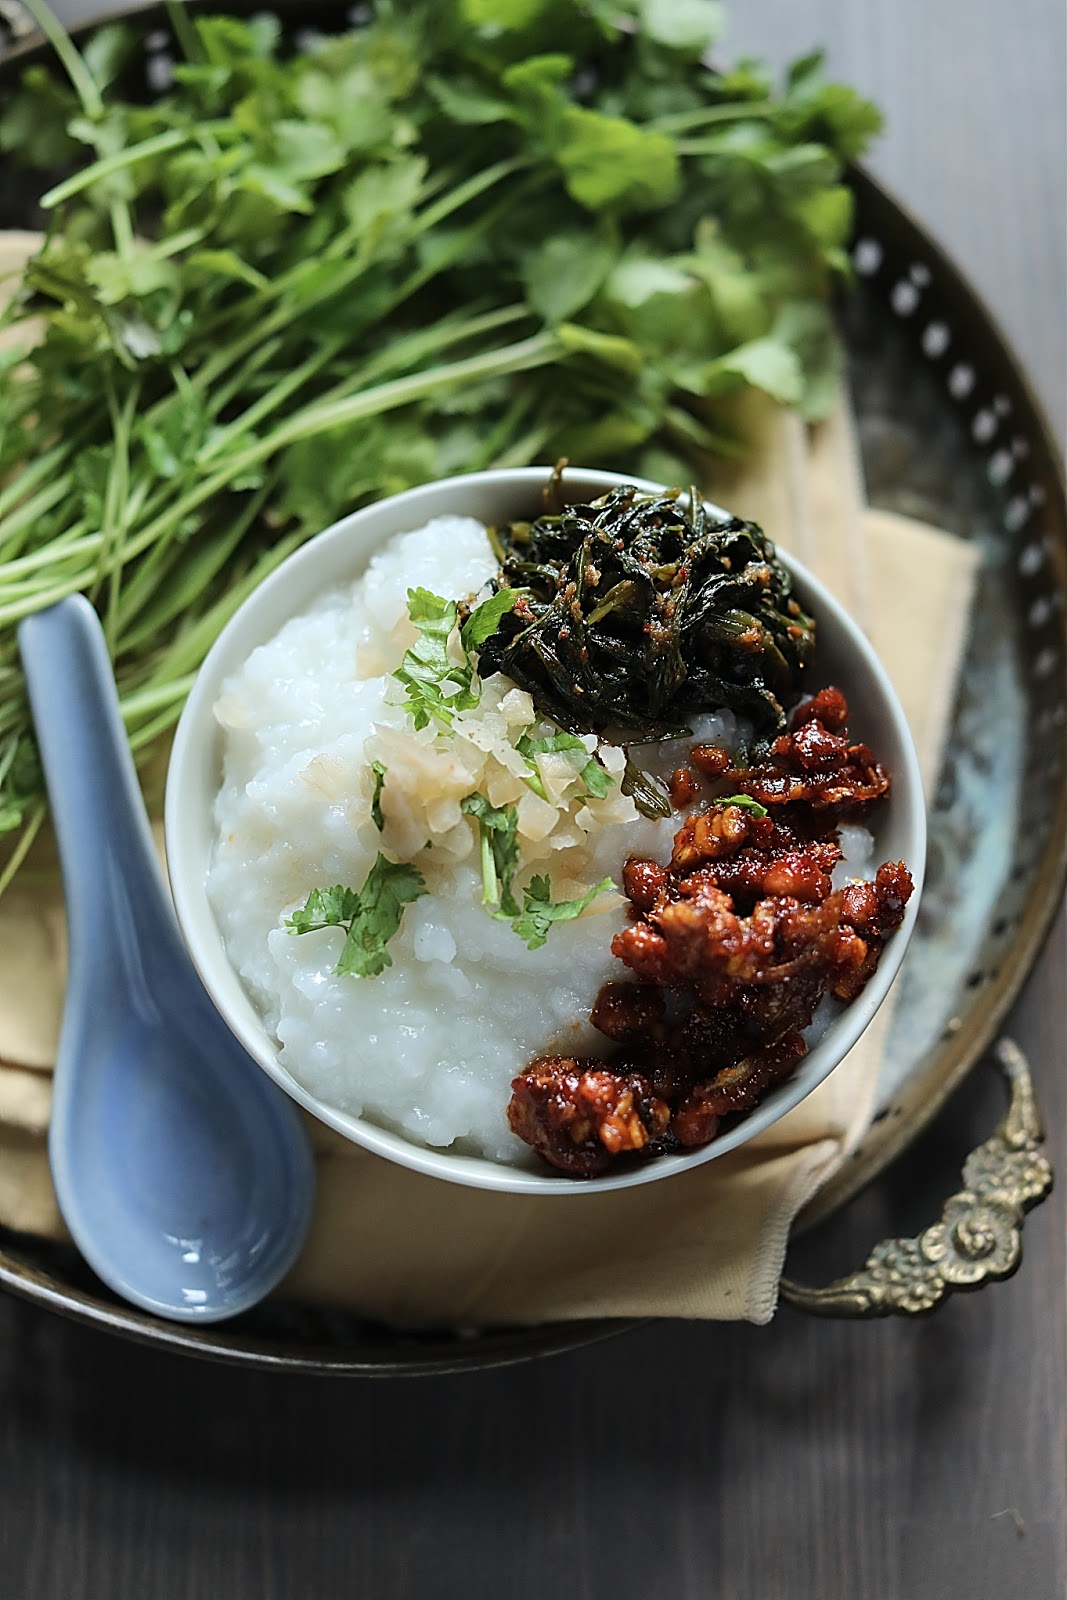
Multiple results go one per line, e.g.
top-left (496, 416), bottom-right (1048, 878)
top-left (555, 107), bottom-right (680, 215)
top-left (461, 792), bottom-right (520, 916)
top-left (716, 794), bottom-right (769, 817)
top-left (370, 760), bottom-right (387, 831)
top-left (285, 855), bottom-right (426, 978)
top-left (521, 228), bottom-right (617, 323)
top-left (638, 0), bottom-right (725, 55)
top-left (393, 588), bottom-right (478, 730)
top-left (517, 731), bottom-right (612, 799)
top-left (459, 586), bottom-right (526, 654)
top-left (0, 2), bottom-right (884, 890)
top-left (285, 884), bottom-right (362, 933)
top-left (336, 856), bottom-right (426, 978)
top-left (505, 874), bottom-right (615, 950)
top-left (395, 587), bottom-right (525, 730)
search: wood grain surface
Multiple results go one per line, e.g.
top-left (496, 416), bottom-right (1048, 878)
top-left (1, 4), bottom-right (1065, 1598)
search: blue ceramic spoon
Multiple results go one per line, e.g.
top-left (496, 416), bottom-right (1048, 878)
top-left (18, 595), bottom-right (315, 1322)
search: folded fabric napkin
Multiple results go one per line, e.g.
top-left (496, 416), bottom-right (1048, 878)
top-left (0, 230), bottom-right (978, 1322)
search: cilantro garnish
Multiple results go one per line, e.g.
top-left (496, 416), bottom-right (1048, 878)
top-left (517, 731), bottom-right (612, 800)
top-left (285, 854), bottom-right (426, 978)
top-left (370, 761), bottom-right (387, 831)
top-left (393, 587), bottom-right (523, 730)
top-left (0, 4), bottom-right (883, 904)
top-left (717, 794), bottom-right (769, 817)
top-left (393, 589), bottom-right (477, 731)
top-left (459, 790), bottom-right (613, 946)
top-left (460, 588), bottom-right (527, 654)
top-left (461, 792), bottom-right (520, 915)
top-left (506, 875), bottom-right (615, 951)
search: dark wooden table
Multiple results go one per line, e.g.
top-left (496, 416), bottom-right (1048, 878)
top-left (2, 4), bottom-right (1065, 1597)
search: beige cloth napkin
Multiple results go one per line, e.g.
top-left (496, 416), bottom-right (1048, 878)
top-left (0, 230), bottom-right (979, 1322)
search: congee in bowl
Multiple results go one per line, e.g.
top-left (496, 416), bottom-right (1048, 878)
top-left (166, 466), bottom-right (924, 1193)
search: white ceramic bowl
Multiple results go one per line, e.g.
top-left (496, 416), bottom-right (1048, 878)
top-left (165, 467), bottom-right (926, 1194)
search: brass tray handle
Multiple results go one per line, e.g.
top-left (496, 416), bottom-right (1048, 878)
top-left (780, 1038), bottom-right (1053, 1318)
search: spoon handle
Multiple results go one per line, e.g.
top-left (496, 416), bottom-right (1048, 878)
top-left (18, 596), bottom-right (170, 942)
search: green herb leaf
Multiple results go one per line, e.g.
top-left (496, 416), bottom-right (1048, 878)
top-left (459, 586), bottom-right (526, 654)
top-left (393, 588), bottom-right (478, 730)
top-left (285, 883), bottom-right (362, 933)
top-left (370, 760), bottom-right (387, 831)
top-left (716, 793), bottom-right (768, 817)
top-left (504, 873), bottom-right (615, 950)
top-left (336, 856), bottom-right (426, 978)
top-left (621, 755), bottom-right (672, 819)
top-left (285, 855), bottom-right (426, 978)
top-left (516, 731), bottom-right (612, 799)
top-left (461, 791), bottom-right (520, 916)
top-left (638, 0), bottom-right (725, 55)
top-left (521, 228), bottom-right (617, 324)
top-left (555, 107), bottom-right (680, 214)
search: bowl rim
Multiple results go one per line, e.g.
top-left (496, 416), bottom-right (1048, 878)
top-left (165, 465), bottom-right (927, 1195)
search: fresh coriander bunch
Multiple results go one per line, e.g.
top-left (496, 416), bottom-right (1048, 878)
top-left (0, 0), bottom-right (881, 892)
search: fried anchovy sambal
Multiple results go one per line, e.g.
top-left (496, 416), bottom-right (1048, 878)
top-left (507, 686), bottom-right (913, 1177)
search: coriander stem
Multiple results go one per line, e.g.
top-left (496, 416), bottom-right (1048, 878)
top-left (199, 336), bottom-right (285, 418)
top-left (0, 803), bottom-right (45, 900)
top-left (164, 0), bottom-right (202, 62)
top-left (18, 0), bottom-right (103, 119)
top-left (119, 674), bottom-right (196, 722)
top-left (255, 332), bottom-right (560, 454)
top-left (125, 701), bottom-right (191, 753)
top-left (195, 336), bottom-right (349, 466)
top-left (415, 156), bottom-right (529, 233)
top-left (189, 158), bottom-right (529, 393)
top-left (649, 100), bottom-right (775, 133)
top-left (479, 828), bottom-right (499, 907)
top-left (109, 200), bottom-right (134, 258)
top-left (0, 733), bottom-right (18, 790)
top-left (0, 525), bottom-right (95, 583)
top-left (152, 225), bottom-right (208, 260)
top-left (116, 472), bottom-right (277, 643)
top-left (0, 573), bottom-right (97, 628)
top-left (98, 377), bottom-right (139, 647)
top-left (40, 129), bottom-right (192, 209)
top-left (212, 303), bottom-right (534, 462)
top-left (122, 332), bottom-right (561, 564)
top-left (0, 441), bottom-right (82, 525)
top-left (0, 480), bottom-right (79, 557)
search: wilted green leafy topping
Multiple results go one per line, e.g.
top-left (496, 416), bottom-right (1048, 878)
top-left (285, 855), bottom-right (426, 977)
top-left (477, 482), bottom-right (816, 743)
top-left (0, 2), bottom-right (880, 891)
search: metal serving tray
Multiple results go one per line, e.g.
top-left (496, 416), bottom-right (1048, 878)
top-left (0, 3), bottom-right (1062, 1372)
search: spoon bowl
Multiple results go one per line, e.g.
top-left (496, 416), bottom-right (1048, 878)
top-left (18, 595), bottom-right (315, 1322)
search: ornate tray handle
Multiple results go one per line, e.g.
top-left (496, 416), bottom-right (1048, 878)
top-left (780, 1039), bottom-right (1054, 1318)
